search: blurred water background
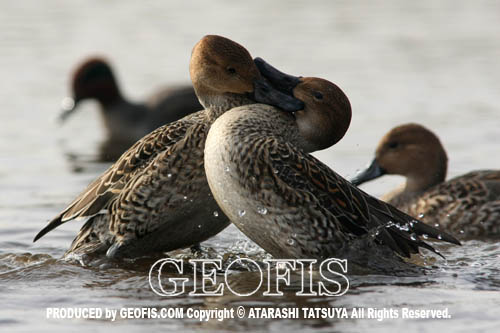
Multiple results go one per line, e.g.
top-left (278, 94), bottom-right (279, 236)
top-left (1, 0), bottom-right (499, 332)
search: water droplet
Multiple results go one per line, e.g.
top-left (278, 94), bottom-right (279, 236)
top-left (398, 223), bottom-right (409, 231)
top-left (238, 210), bottom-right (246, 217)
top-left (167, 173), bottom-right (172, 178)
top-left (422, 234), bottom-right (429, 240)
top-left (434, 223), bottom-right (440, 228)
top-left (213, 211), bottom-right (219, 217)
top-left (459, 229), bottom-right (464, 234)
top-left (274, 169), bottom-right (279, 174)
top-left (183, 196), bottom-right (188, 200)
top-left (418, 213), bottom-right (425, 218)
top-left (197, 224), bottom-right (202, 229)
top-left (257, 207), bottom-right (268, 215)
top-left (437, 234), bottom-right (443, 240)
top-left (224, 166), bottom-right (230, 172)
top-left (287, 238), bottom-right (295, 245)
top-left (277, 262), bottom-right (288, 270)
top-left (61, 97), bottom-right (75, 111)
top-left (410, 233), bottom-right (417, 241)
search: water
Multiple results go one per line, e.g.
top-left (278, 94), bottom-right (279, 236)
top-left (1, 0), bottom-right (500, 331)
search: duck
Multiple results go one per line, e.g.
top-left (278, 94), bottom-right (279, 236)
top-left (34, 35), bottom-right (304, 260)
top-left (204, 59), bottom-right (460, 272)
top-left (351, 123), bottom-right (500, 239)
top-left (59, 57), bottom-right (203, 161)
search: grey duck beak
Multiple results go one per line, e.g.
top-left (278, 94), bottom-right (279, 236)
top-left (253, 79), bottom-right (304, 112)
top-left (351, 159), bottom-right (386, 186)
top-left (254, 57), bottom-right (302, 95)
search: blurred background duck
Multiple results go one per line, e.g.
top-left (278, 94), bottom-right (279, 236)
top-left (59, 57), bottom-right (202, 161)
top-left (351, 123), bottom-right (500, 239)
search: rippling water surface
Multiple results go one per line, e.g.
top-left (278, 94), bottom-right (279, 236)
top-left (1, 1), bottom-right (500, 332)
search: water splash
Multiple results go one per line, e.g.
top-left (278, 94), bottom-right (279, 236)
top-left (257, 207), bottom-right (268, 215)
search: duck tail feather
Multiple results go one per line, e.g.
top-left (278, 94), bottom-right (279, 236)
top-left (33, 213), bottom-right (64, 242)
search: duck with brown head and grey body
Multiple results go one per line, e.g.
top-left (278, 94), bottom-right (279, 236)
top-left (204, 60), bottom-right (460, 273)
top-left (351, 123), bottom-right (500, 239)
top-left (34, 36), bottom-right (304, 260)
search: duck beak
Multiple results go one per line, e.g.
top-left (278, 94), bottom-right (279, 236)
top-left (254, 57), bottom-right (302, 95)
top-left (253, 78), bottom-right (304, 112)
top-left (350, 159), bottom-right (386, 186)
top-left (58, 97), bottom-right (78, 124)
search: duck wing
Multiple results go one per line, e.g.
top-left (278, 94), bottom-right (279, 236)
top-left (34, 111), bottom-right (205, 242)
top-left (255, 139), bottom-right (460, 258)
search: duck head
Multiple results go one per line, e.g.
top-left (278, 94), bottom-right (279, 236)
top-left (59, 57), bottom-right (121, 122)
top-left (189, 35), bottom-right (304, 120)
top-left (292, 77), bottom-right (352, 151)
top-left (255, 57), bottom-right (352, 152)
top-left (351, 123), bottom-right (448, 192)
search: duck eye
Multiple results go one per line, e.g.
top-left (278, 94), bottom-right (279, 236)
top-left (388, 142), bottom-right (399, 149)
top-left (226, 67), bottom-right (236, 74)
top-left (313, 91), bottom-right (323, 100)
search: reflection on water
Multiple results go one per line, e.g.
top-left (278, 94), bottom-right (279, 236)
top-left (1, 0), bottom-right (500, 332)
top-left (1, 241), bottom-right (499, 331)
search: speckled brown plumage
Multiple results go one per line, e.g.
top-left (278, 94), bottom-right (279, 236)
top-left (394, 170), bottom-right (500, 239)
top-left (37, 111), bottom-right (228, 258)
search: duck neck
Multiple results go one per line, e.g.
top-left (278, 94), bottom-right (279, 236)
top-left (224, 105), bottom-right (301, 149)
top-left (88, 75), bottom-right (124, 109)
top-left (201, 93), bottom-right (254, 124)
top-left (404, 160), bottom-right (447, 193)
